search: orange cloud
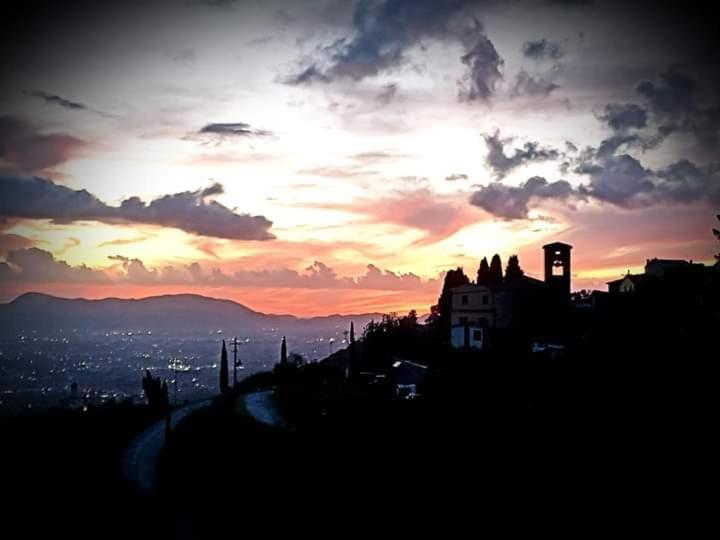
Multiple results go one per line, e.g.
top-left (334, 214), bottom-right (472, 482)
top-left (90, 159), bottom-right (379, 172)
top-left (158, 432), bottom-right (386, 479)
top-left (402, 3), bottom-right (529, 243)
top-left (300, 188), bottom-right (481, 245)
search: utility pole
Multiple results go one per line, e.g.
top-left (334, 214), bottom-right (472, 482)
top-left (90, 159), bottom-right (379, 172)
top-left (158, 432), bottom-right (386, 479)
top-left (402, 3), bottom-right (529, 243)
top-left (232, 337), bottom-right (242, 389)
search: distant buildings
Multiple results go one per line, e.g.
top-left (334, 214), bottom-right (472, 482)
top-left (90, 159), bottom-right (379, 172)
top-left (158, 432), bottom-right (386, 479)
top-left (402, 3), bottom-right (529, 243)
top-left (605, 257), bottom-right (718, 319)
top-left (607, 258), bottom-right (712, 295)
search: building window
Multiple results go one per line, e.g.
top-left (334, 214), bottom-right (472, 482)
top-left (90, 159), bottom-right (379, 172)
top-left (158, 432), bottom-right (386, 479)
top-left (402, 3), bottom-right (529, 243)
top-left (473, 330), bottom-right (483, 341)
top-left (461, 295), bottom-right (468, 305)
top-left (459, 317), bottom-right (468, 325)
top-left (482, 294), bottom-right (489, 305)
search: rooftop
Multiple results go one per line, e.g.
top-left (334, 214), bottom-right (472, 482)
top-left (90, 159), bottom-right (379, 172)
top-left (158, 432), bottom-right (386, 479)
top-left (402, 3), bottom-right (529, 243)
top-left (543, 242), bottom-right (573, 250)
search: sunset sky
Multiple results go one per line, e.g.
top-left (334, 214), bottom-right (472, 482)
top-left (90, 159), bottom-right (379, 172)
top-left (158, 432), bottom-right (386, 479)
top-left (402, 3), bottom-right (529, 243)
top-left (1, 0), bottom-right (718, 315)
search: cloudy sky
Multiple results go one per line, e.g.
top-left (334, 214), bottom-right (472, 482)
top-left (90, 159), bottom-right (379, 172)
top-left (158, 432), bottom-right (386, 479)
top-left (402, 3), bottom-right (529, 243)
top-left (0, 0), bottom-right (718, 315)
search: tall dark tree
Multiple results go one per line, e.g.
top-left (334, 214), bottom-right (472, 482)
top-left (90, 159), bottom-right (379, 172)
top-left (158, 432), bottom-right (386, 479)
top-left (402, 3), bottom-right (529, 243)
top-left (714, 214), bottom-right (720, 260)
top-left (219, 340), bottom-right (229, 394)
top-left (280, 336), bottom-right (288, 365)
top-left (489, 254), bottom-right (503, 286)
top-left (433, 267), bottom-right (470, 336)
top-left (476, 257), bottom-right (490, 285)
top-left (505, 254), bottom-right (524, 281)
top-left (142, 369), bottom-right (169, 412)
top-left (347, 321), bottom-right (356, 380)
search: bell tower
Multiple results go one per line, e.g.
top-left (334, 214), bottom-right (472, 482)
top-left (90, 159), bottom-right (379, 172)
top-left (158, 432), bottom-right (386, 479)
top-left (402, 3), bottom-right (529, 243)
top-left (543, 242), bottom-right (572, 298)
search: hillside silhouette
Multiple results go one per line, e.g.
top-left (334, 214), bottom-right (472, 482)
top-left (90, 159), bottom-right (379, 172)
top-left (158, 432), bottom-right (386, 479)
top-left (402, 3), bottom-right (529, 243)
top-left (0, 292), bottom-right (382, 336)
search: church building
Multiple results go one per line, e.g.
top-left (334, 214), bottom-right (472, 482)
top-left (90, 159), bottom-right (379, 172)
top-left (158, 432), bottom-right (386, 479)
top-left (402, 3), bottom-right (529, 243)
top-left (450, 242), bottom-right (572, 350)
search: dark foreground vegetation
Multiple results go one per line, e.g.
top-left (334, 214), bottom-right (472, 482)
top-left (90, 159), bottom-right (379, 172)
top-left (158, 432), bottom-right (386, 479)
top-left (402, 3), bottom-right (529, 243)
top-left (2, 243), bottom-right (717, 536)
top-left (1, 403), bottom-right (161, 538)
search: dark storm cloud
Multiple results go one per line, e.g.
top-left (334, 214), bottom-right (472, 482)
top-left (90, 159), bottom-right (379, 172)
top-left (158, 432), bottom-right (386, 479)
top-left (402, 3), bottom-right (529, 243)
top-left (24, 90), bottom-right (88, 111)
top-left (285, 64), bottom-right (331, 85)
top-left (0, 232), bottom-right (33, 257)
top-left (457, 21), bottom-right (503, 102)
top-left (576, 154), bottom-right (720, 208)
top-left (483, 130), bottom-right (561, 178)
top-left (510, 71), bottom-right (559, 98)
top-left (636, 69), bottom-right (720, 148)
top-left (1, 247), bottom-right (109, 283)
top-left (568, 130), bottom-right (720, 210)
top-left (23, 90), bottom-right (116, 118)
top-left (522, 39), bottom-right (563, 61)
top-left (0, 176), bottom-right (275, 240)
top-left (470, 176), bottom-right (575, 220)
top-left (286, 0), bottom-right (503, 101)
top-left (471, 155), bottom-right (720, 220)
top-left (0, 248), bottom-right (438, 290)
top-left (198, 123), bottom-right (273, 138)
top-left (637, 71), bottom-right (696, 119)
top-left (597, 103), bottom-right (647, 132)
top-left (594, 134), bottom-right (642, 158)
top-left (472, 131), bottom-right (720, 220)
top-left (0, 115), bottom-right (87, 173)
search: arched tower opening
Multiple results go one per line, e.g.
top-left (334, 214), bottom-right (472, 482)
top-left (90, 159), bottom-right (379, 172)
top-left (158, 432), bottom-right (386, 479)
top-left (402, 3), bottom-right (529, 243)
top-left (543, 242), bottom-right (572, 298)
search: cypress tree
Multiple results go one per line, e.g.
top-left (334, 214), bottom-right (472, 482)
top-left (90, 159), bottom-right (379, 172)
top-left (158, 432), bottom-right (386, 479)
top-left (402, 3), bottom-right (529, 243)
top-left (435, 267), bottom-right (470, 336)
top-left (347, 321), bottom-right (356, 380)
top-left (280, 336), bottom-right (287, 365)
top-left (477, 257), bottom-right (490, 285)
top-left (220, 340), bottom-right (229, 394)
top-left (489, 254), bottom-right (503, 286)
top-left (505, 254), bottom-right (524, 281)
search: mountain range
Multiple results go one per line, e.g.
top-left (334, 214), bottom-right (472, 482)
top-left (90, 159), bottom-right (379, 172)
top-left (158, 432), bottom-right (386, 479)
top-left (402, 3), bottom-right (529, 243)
top-left (0, 292), bottom-right (382, 337)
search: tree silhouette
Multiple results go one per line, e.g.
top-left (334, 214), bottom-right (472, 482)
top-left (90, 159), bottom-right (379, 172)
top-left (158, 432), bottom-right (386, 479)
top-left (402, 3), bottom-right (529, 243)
top-left (505, 254), bottom-right (524, 281)
top-left (348, 321), bottom-right (356, 380)
top-left (714, 214), bottom-right (719, 260)
top-left (476, 257), bottom-right (490, 285)
top-left (220, 340), bottom-right (229, 394)
top-left (432, 267), bottom-right (470, 335)
top-left (489, 254), bottom-right (503, 286)
top-left (142, 370), bottom-right (169, 413)
top-left (280, 336), bottom-right (288, 365)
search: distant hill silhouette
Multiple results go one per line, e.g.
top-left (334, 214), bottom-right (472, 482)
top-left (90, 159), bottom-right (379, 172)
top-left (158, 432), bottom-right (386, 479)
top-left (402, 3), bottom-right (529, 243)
top-left (0, 292), bottom-right (382, 337)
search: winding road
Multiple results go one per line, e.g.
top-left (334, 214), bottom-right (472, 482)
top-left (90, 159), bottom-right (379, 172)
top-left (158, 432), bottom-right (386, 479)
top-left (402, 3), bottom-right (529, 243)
top-left (243, 390), bottom-right (287, 429)
top-left (122, 391), bottom-right (286, 493)
top-left (121, 399), bottom-right (212, 494)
